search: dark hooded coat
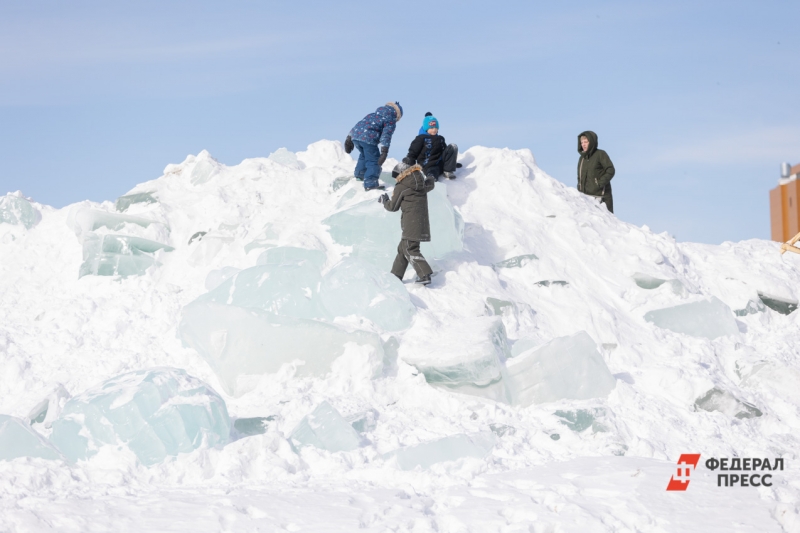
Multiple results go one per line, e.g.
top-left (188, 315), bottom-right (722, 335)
top-left (383, 164), bottom-right (434, 241)
top-left (577, 131), bottom-right (615, 198)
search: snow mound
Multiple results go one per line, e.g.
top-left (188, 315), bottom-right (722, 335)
top-left (1, 139), bottom-right (799, 531)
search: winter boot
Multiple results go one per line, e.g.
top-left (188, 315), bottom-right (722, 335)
top-left (414, 274), bottom-right (432, 286)
top-left (443, 171), bottom-right (456, 180)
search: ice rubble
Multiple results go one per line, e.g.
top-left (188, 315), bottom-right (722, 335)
top-left (324, 185), bottom-right (464, 269)
top-left (386, 431), bottom-right (496, 470)
top-left (632, 272), bottom-right (685, 295)
top-left (49, 368), bottom-right (230, 465)
top-left (79, 233), bottom-right (175, 278)
top-left (493, 253), bottom-right (538, 269)
top-left (0, 415), bottom-right (63, 461)
top-left (178, 301), bottom-right (383, 396)
top-left (196, 261), bottom-right (328, 320)
top-left (505, 331), bottom-right (616, 406)
top-left (289, 401), bottom-right (361, 453)
top-left (554, 408), bottom-right (608, 433)
top-left (115, 191), bottom-right (157, 212)
top-left (319, 258), bottom-right (416, 331)
top-left (757, 291), bottom-right (798, 315)
top-left (694, 388), bottom-right (762, 419)
top-left (0, 193), bottom-right (40, 229)
top-left (644, 297), bottom-right (738, 339)
top-left (28, 384), bottom-right (71, 428)
top-left (400, 317), bottom-right (512, 403)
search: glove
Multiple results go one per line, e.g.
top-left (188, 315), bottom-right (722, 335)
top-left (402, 157), bottom-right (415, 166)
top-left (378, 193), bottom-right (389, 204)
top-left (377, 146), bottom-right (389, 167)
top-left (344, 136), bottom-right (354, 154)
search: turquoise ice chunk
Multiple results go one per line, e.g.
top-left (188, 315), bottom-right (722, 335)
top-left (0, 415), bottom-right (63, 461)
top-left (289, 401), bottom-right (361, 453)
top-left (324, 185), bottom-right (463, 269)
top-left (0, 194), bottom-right (40, 229)
top-left (506, 331), bottom-right (616, 406)
top-left (178, 301), bottom-right (383, 396)
top-left (387, 432), bottom-right (495, 470)
top-left (115, 192), bottom-right (157, 212)
top-left (79, 233), bottom-right (173, 278)
top-left (492, 254), bottom-right (538, 269)
top-left (644, 297), bottom-right (738, 339)
top-left (695, 388), bottom-right (762, 419)
top-left (319, 258), bottom-right (416, 331)
top-left (196, 262), bottom-right (328, 320)
top-left (74, 209), bottom-right (161, 233)
top-left (49, 368), bottom-right (230, 465)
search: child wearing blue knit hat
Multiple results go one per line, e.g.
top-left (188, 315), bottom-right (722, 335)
top-left (403, 112), bottom-right (459, 181)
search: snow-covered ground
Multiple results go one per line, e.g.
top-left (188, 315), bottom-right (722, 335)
top-left (1, 141), bottom-right (799, 532)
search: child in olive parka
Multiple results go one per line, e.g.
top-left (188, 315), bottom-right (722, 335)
top-left (378, 164), bottom-right (434, 285)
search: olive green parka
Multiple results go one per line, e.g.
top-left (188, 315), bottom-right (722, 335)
top-left (383, 164), bottom-right (434, 242)
top-left (577, 131), bottom-right (615, 198)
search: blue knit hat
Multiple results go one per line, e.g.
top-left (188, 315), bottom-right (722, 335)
top-left (422, 115), bottom-right (439, 131)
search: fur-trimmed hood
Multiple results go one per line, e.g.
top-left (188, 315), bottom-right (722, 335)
top-left (385, 102), bottom-right (402, 121)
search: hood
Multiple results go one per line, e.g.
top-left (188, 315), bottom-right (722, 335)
top-left (577, 130), bottom-right (598, 157)
top-left (382, 102), bottom-right (402, 121)
top-left (396, 164), bottom-right (426, 191)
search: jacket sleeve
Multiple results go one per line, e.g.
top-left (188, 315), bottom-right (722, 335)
top-left (379, 118), bottom-right (397, 149)
top-left (405, 136), bottom-right (424, 163)
top-left (383, 185), bottom-right (404, 212)
top-left (596, 152), bottom-right (615, 188)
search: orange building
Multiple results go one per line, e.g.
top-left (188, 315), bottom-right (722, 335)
top-left (770, 163), bottom-right (800, 242)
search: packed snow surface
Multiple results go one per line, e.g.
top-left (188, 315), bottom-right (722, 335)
top-left (1, 141), bottom-right (800, 532)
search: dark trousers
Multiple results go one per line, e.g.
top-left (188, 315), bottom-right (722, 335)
top-left (353, 140), bottom-right (381, 189)
top-left (600, 195), bottom-right (613, 213)
top-left (428, 144), bottom-right (459, 179)
top-left (391, 240), bottom-right (433, 280)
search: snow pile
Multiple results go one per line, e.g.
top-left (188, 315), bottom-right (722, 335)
top-left (1, 141), bottom-right (799, 531)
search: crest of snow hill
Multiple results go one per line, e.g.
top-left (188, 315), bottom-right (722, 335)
top-left (1, 140), bottom-right (800, 472)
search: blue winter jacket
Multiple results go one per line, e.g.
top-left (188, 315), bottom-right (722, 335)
top-left (349, 105), bottom-right (399, 148)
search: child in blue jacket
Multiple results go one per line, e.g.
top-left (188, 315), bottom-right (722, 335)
top-left (344, 102), bottom-right (403, 191)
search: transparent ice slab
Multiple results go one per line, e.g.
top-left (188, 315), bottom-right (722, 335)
top-left (554, 408), bottom-right (608, 432)
top-left (49, 368), bottom-right (230, 465)
top-left (644, 297), bottom-right (738, 339)
top-left (0, 194), bottom-right (40, 229)
top-left (190, 158), bottom-right (221, 185)
top-left (757, 291), bottom-right (798, 315)
top-left (205, 266), bottom-right (241, 291)
top-left (319, 258), bottom-right (416, 331)
top-left (0, 415), bottom-right (63, 461)
top-left (632, 273), bottom-right (684, 295)
top-left (115, 192), bottom-right (157, 212)
top-left (493, 254), bottom-right (538, 269)
top-left (289, 401), bottom-right (361, 453)
top-left (485, 297), bottom-right (514, 317)
top-left (510, 337), bottom-right (538, 357)
top-left (73, 208), bottom-right (163, 237)
top-left (324, 185), bottom-right (463, 269)
top-left (196, 262), bottom-right (328, 320)
top-left (28, 384), bottom-right (71, 428)
top-left (256, 246), bottom-right (327, 269)
top-left (268, 148), bottom-right (305, 169)
top-left (695, 388), bottom-right (762, 419)
top-left (347, 409), bottom-right (379, 434)
top-left (332, 176), bottom-right (351, 191)
top-left (386, 431), bottom-right (495, 470)
top-left (79, 233), bottom-right (174, 278)
top-left (401, 317), bottom-right (511, 403)
top-left (734, 300), bottom-right (766, 317)
top-left (178, 301), bottom-right (383, 396)
top-left (506, 331), bottom-right (616, 406)
top-left (232, 416), bottom-right (275, 437)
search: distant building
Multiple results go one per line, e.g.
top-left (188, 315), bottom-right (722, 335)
top-left (770, 162), bottom-right (800, 242)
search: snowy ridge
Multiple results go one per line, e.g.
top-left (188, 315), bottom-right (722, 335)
top-left (1, 140), bottom-right (799, 531)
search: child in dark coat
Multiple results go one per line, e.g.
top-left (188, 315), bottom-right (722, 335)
top-left (343, 102), bottom-right (403, 191)
top-left (378, 164), bottom-right (435, 285)
top-left (404, 114), bottom-right (459, 181)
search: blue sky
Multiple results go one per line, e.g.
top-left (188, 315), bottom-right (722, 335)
top-left (1, 1), bottom-right (798, 244)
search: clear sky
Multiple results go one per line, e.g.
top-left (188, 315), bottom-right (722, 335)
top-left (1, 1), bottom-right (799, 244)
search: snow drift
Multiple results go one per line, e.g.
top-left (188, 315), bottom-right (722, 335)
top-left (1, 141), bottom-right (799, 532)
